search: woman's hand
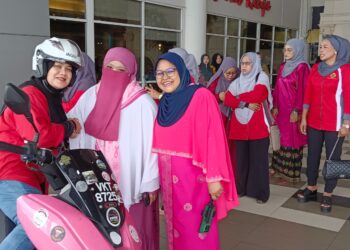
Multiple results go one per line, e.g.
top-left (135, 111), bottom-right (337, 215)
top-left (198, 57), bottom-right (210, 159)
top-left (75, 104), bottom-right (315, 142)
top-left (290, 110), bottom-right (298, 123)
top-left (208, 182), bottom-right (223, 201)
top-left (248, 103), bottom-right (260, 111)
top-left (219, 92), bottom-right (226, 102)
top-left (300, 118), bottom-right (307, 135)
top-left (145, 85), bottom-right (162, 100)
top-left (271, 108), bottom-right (278, 117)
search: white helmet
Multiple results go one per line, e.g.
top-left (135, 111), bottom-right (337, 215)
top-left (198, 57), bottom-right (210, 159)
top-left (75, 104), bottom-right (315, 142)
top-left (32, 37), bottom-right (83, 78)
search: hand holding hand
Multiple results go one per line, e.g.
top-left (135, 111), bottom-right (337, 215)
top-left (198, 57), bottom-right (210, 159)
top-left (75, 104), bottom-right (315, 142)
top-left (68, 118), bottom-right (81, 138)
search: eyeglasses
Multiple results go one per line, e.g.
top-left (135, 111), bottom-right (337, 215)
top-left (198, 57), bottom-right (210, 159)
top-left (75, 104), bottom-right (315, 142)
top-left (283, 48), bottom-right (293, 53)
top-left (240, 61), bottom-right (252, 66)
top-left (155, 67), bottom-right (177, 79)
top-left (224, 71), bottom-right (237, 76)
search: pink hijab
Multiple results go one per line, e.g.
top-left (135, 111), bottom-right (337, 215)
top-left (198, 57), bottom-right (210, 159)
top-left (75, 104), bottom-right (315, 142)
top-left (84, 47), bottom-right (138, 141)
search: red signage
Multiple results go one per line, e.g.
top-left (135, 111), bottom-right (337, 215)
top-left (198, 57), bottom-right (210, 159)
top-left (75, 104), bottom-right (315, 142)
top-left (213, 0), bottom-right (272, 17)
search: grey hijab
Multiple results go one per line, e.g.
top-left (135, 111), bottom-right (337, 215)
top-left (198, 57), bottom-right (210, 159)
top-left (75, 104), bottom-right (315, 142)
top-left (63, 52), bottom-right (96, 102)
top-left (318, 35), bottom-right (350, 76)
top-left (169, 48), bottom-right (200, 82)
top-left (207, 57), bottom-right (239, 117)
top-left (282, 39), bottom-right (309, 77)
top-left (228, 52), bottom-right (273, 125)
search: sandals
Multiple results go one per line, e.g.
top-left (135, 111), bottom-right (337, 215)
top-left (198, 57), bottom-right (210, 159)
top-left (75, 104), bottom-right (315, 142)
top-left (320, 196), bottom-right (332, 213)
top-left (297, 188), bottom-right (317, 202)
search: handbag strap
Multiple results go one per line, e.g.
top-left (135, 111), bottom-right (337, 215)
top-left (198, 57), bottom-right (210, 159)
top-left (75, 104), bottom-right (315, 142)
top-left (328, 137), bottom-right (340, 160)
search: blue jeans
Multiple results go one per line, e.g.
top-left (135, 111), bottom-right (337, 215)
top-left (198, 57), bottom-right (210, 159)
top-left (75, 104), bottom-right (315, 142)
top-left (0, 180), bottom-right (41, 250)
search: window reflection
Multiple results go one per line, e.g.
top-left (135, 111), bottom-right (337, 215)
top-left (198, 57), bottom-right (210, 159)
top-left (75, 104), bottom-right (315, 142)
top-left (240, 39), bottom-right (256, 55)
top-left (49, 0), bottom-right (85, 18)
top-left (273, 42), bottom-right (284, 74)
top-left (94, 0), bottom-right (141, 24)
top-left (144, 29), bottom-right (180, 82)
top-left (228, 19), bottom-right (239, 36)
top-left (275, 27), bottom-right (285, 42)
top-left (94, 24), bottom-right (141, 80)
top-left (241, 21), bottom-right (257, 38)
top-left (207, 15), bottom-right (225, 34)
top-left (50, 20), bottom-right (85, 51)
top-left (261, 24), bottom-right (273, 40)
top-left (259, 41), bottom-right (272, 75)
top-left (227, 38), bottom-right (238, 58)
top-left (145, 3), bottom-right (180, 30)
top-left (206, 35), bottom-right (224, 58)
top-left (287, 29), bottom-right (297, 40)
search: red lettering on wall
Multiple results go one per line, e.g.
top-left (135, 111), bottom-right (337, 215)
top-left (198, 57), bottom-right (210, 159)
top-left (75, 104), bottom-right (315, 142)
top-left (220, 0), bottom-right (271, 17)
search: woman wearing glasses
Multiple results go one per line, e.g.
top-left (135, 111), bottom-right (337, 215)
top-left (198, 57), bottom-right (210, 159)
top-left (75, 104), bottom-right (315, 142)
top-left (68, 47), bottom-right (160, 249)
top-left (220, 52), bottom-right (273, 204)
top-left (207, 57), bottom-right (239, 133)
top-left (270, 39), bottom-right (310, 183)
top-left (152, 52), bottom-right (238, 249)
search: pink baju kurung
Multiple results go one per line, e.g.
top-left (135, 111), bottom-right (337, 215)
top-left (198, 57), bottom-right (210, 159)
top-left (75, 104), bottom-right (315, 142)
top-left (272, 63), bottom-right (310, 182)
top-left (153, 88), bottom-right (239, 250)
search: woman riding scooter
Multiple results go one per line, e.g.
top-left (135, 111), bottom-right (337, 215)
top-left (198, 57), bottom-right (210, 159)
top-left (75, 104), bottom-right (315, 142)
top-left (0, 37), bottom-right (82, 250)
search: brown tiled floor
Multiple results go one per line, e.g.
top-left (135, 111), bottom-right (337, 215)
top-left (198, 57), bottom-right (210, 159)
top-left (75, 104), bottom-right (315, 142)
top-left (159, 139), bottom-right (350, 249)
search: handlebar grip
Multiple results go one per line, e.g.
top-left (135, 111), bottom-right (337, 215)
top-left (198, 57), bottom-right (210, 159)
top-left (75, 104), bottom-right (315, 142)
top-left (0, 141), bottom-right (27, 155)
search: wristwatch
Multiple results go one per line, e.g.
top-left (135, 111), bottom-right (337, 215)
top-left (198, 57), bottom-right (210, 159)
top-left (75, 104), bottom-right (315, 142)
top-left (342, 124), bottom-right (350, 129)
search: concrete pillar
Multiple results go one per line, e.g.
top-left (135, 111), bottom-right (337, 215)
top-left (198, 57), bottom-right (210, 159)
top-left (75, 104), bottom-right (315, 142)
top-left (0, 0), bottom-right (49, 103)
top-left (184, 0), bottom-right (207, 63)
top-left (319, 0), bottom-right (350, 41)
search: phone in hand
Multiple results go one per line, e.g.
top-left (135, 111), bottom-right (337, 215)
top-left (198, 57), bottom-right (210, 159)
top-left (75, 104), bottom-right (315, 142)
top-left (199, 199), bottom-right (216, 233)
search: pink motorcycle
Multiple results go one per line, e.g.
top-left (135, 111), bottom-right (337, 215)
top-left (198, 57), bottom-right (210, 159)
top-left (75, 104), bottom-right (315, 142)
top-left (0, 83), bottom-right (142, 249)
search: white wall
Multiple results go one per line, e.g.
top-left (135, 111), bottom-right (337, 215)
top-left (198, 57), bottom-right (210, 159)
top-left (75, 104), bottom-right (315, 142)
top-left (0, 0), bottom-right (49, 104)
top-left (206, 0), bottom-right (301, 29)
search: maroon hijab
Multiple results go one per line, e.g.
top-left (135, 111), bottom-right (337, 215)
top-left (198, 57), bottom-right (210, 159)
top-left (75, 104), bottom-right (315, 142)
top-left (84, 47), bottom-right (137, 140)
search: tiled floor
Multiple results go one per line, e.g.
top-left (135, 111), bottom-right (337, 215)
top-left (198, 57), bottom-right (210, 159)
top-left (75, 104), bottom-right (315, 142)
top-left (159, 139), bottom-right (350, 249)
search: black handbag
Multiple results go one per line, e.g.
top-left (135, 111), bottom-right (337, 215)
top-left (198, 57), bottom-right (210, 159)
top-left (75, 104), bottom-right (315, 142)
top-left (322, 138), bottom-right (350, 179)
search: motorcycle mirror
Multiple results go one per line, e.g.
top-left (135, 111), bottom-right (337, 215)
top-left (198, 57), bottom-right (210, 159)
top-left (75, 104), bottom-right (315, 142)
top-left (4, 83), bottom-right (39, 141)
top-left (4, 83), bottom-right (31, 117)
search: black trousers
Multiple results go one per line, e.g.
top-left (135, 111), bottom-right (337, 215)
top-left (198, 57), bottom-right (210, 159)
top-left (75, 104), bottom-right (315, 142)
top-left (234, 137), bottom-right (270, 202)
top-left (306, 127), bottom-right (344, 193)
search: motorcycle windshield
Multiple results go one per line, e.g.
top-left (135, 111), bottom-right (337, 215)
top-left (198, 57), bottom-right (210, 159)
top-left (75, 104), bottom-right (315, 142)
top-left (56, 149), bottom-right (125, 247)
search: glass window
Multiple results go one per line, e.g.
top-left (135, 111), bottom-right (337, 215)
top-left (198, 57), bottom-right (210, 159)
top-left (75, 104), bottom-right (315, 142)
top-left (227, 38), bottom-right (238, 58)
top-left (275, 27), bottom-right (286, 42)
top-left (94, 24), bottom-right (141, 80)
top-left (145, 3), bottom-right (180, 30)
top-left (207, 15), bottom-right (225, 35)
top-left (259, 41), bottom-right (272, 75)
top-left (287, 29), bottom-right (297, 40)
top-left (273, 42), bottom-right (284, 74)
top-left (240, 39), bottom-right (256, 55)
top-left (206, 35), bottom-right (224, 58)
top-left (241, 21), bottom-right (257, 38)
top-left (50, 20), bottom-right (85, 51)
top-left (144, 29), bottom-right (180, 81)
top-left (94, 0), bottom-right (141, 25)
top-left (228, 18), bottom-right (239, 36)
top-left (261, 24), bottom-right (273, 40)
top-left (49, 0), bottom-right (85, 18)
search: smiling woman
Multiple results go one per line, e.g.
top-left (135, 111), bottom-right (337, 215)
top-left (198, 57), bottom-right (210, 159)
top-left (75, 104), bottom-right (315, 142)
top-left (0, 37), bottom-right (83, 250)
top-left (153, 52), bottom-right (238, 250)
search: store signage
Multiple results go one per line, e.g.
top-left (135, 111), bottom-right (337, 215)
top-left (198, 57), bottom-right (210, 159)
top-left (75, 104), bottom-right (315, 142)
top-left (213, 0), bottom-right (272, 17)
